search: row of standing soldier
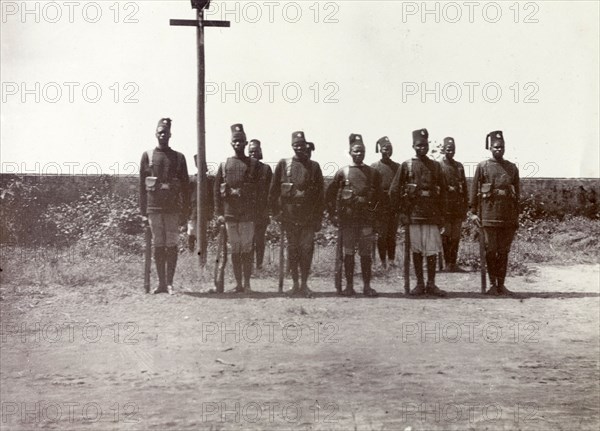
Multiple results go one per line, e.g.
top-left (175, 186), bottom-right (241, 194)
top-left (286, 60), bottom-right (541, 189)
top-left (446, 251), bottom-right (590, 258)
top-left (140, 119), bottom-right (520, 297)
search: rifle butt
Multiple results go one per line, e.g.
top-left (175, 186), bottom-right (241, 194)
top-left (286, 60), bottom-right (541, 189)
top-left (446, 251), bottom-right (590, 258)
top-left (334, 226), bottom-right (343, 293)
top-left (403, 226), bottom-right (410, 294)
top-left (143, 225), bottom-right (152, 294)
top-left (214, 224), bottom-right (226, 293)
top-left (479, 228), bottom-right (487, 294)
top-left (278, 222), bottom-right (285, 293)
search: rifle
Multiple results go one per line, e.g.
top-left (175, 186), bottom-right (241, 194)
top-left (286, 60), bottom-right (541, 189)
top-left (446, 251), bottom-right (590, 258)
top-left (475, 216), bottom-right (487, 294)
top-left (143, 220), bottom-right (152, 294)
top-left (213, 223), bottom-right (227, 293)
top-left (403, 222), bottom-right (410, 294)
top-left (278, 221), bottom-right (285, 293)
top-left (334, 225), bottom-right (343, 294)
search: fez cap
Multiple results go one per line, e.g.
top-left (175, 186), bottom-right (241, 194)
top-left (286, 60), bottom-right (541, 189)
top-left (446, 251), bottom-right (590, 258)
top-left (292, 131), bottom-right (307, 145)
top-left (486, 130), bottom-right (504, 149)
top-left (307, 142), bottom-right (315, 151)
top-left (231, 123), bottom-right (246, 141)
top-left (443, 137), bottom-right (455, 147)
top-left (249, 139), bottom-right (261, 147)
top-left (376, 136), bottom-right (391, 153)
top-left (412, 128), bottom-right (429, 142)
top-left (156, 118), bottom-right (172, 131)
top-left (349, 133), bottom-right (365, 147)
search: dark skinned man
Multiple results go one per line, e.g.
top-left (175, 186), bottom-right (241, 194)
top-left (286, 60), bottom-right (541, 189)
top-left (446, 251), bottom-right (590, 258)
top-left (139, 118), bottom-right (189, 295)
top-left (371, 136), bottom-right (400, 269)
top-left (248, 139), bottom-right (273, 270)
top-left (439, 137), bottom-right (468, 272)
top-left (326, 134), bottom-right (382, 297)
top-left (214, 124), bottom-right (263, 293)
top-left (269, 131), bottom-right (324, 297)
top-left (390, 128), bottom-right (447, 297)
top-left (469, 131), bottom-right (520, 296)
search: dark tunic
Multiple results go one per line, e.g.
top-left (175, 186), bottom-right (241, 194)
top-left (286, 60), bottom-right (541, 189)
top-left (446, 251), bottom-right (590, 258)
top-left (139, 146), bottom-right (189, 215)
top-left (470, 158), bottom-right (520, 228)
top-left (439, 157), bottom-right (468, 220)
top-left (370, 158), bottom-right (400, 213)
top-left (255, 161), bottom-right (273, 224)
top-left (269, 157), bottom-right (324, 227)
top-left (326, 164), bottom-right (383, 225)
top-left (214, 156), bottom-right (262, 222)
top-left (389, 156), bottom-right (446, 225)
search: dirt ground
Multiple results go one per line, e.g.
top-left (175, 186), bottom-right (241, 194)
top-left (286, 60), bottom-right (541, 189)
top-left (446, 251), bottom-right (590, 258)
top-left (1, 264), bottom-right (599, 431)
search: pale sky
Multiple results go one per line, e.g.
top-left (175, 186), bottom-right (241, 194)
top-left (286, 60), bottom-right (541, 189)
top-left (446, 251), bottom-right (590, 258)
top-left (1, 0), bottom-right (599, 178)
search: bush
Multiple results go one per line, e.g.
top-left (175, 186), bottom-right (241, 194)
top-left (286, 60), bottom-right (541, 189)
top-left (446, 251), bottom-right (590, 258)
top-left (41, 187), bottom-right (145, 253)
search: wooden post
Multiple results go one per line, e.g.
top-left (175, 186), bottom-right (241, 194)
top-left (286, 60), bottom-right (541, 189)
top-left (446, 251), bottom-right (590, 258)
top-left (196, 8), bottom-right (207, 266)
top-left (170, 3), bottom-right (230, 267)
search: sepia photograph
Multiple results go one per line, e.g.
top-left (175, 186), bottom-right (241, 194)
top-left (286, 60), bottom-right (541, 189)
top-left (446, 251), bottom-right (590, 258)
top-left (1, 1), bottom-right (599, 430)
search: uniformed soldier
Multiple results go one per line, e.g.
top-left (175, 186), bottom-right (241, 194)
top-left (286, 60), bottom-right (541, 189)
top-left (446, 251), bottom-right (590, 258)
top-left (390, 128), bottom-right (447, 297)
top-left (371, 136), bottom-right (400, 269)
top-left (187, 154), bottom-right (214, 252)
top-left (439, 137), bottom-right (468, 272)
top-left (139, 118), bottom-right (189, 295)
top-left (214, 124), bottom-right (263, 293)
top-left (326, 134), bottom-right (382, 297)
top-left (269, 132), bottom-right (324, 297)
top-left (248, 139), bottom-right (273, 269)
top-left (469, 131), bottom-right (520, 296)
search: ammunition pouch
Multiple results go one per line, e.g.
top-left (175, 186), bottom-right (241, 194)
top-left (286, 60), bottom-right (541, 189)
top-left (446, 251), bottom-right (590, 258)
top-left (494, 185), bottom-right (516, 199)
top-left (145, 176), bottom-right (158, 192)
top-left (219, 183), bottom-right (228, 198)
top-left (340, 188), bottom-right (354, 202)
top-left (280, 182), bottom-right (294, 199)
top-left (480, 183), bottom-right (492, 199)
top-left (405, 183), bottom-right (418, 199)
top-left (280, 182), bottom-right (307, 202)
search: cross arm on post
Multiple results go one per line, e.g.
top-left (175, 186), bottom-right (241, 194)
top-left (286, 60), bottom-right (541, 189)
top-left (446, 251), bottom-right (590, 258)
top-left (169, 19), bottom-right (230, 27)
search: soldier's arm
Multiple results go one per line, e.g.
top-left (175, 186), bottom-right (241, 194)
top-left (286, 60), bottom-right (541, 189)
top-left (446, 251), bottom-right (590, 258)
top-left (389, 163), bottom-right (404, 211)
top-left (268, 161), bottom-right (284, 216)
top-left (314, 163), bottom-right (325, 224)
top-left (437, 162), bottom-right (447, 224)
top-left (214, 163), bottom-right (224, 216)
top-left (325, 170), bottom-right (342, 217)
top-left (469, 165), bottom-right (481, 213)
top-left (256, 164), bottom-right (270, 218)
top-left (459, 163), bottom-right (469, 214)
top-left (139, 152), bottom-right (149, 216)
top-left (373, 169), bottom-right (383, 208)
top-left (179, 155), bottom-right (190, 218)
top-left (514, 164), bottom-right (520, 209)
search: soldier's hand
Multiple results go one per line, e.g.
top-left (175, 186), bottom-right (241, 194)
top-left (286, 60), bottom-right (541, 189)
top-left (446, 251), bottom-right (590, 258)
top-left (216, 215), bottom-right (226, 226)
top-left (313, 220), bottom-right (322, 232)
top-left (141, 215), bottom-right (149, 226)
top-left (468, 212), bottom-right (481, 226)
top-left (179, 213), bottom-right (188, 226)
top-left (330, 215), bottom-right (339, 227)
top-left (398, 214), bottom-right (410, 226)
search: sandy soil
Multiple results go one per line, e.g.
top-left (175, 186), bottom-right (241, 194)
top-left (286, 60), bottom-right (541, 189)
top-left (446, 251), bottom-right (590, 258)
top-left (1, 264), bottom-right (599, 430)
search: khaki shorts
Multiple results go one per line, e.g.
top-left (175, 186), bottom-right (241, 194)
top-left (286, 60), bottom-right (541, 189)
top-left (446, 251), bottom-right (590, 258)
top-left (148, 213), bottom-right (179, 247)
top-left (409, 224), bottom-right (443, 256)
top-left (226, 221), bottom-right (254, 254)
top-left (187, 220), bottom-right (196, 237)
top-left (342, 225), bottom-right (374, 257)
